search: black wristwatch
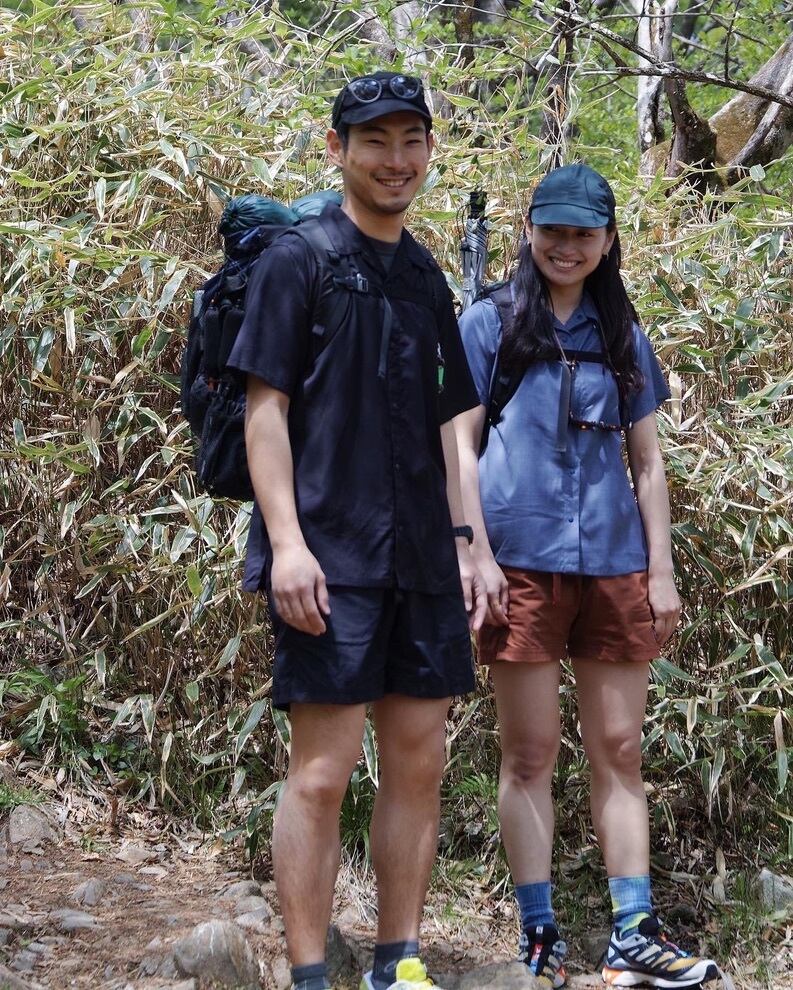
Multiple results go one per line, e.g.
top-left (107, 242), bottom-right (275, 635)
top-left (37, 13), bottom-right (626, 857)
top-left (452, 525), bottom-right (474, 545)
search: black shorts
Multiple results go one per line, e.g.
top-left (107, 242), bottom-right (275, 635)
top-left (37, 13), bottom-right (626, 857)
top-left (270, 586), bottom-right (476, 709)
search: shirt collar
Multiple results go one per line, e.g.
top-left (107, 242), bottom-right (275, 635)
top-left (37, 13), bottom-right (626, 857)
top-left (552, 292), bottom-right (599, 331)
top-left (321, 203), bottom-right (433, 272)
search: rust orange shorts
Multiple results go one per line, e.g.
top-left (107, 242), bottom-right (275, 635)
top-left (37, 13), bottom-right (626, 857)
top-left (477, 567), bottom-right (661, 665)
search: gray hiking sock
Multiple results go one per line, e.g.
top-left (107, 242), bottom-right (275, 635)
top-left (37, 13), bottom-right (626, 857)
top-left (292, 961), bottom-right (330, 990)
top-left (370, 940), bottom-right (420, 990)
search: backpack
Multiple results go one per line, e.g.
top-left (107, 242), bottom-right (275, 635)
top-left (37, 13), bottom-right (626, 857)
top-left (479, 283), bottom-right (628, 455)
top-left (180, 193), bottom-right (380, 500)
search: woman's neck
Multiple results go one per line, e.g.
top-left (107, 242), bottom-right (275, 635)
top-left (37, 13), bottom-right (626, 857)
top-left (548, 283), bottom-right (584, 325)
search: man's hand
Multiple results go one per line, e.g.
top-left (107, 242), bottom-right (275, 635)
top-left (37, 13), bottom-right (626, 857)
top-left (648, 570), bottom-right (680, 647)
top-left (271, 543), bottom-right (331, 636)
top-left (457, 543), bottom-right (487, 631)
top-left (473, 553), bottom-right (509, 627)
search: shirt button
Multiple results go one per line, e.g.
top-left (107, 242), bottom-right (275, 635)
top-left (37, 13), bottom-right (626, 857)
top-left (568, 517), bottom-right (574, 523)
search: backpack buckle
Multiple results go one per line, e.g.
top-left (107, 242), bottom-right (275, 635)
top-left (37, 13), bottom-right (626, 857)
top-left (334, 272), bottom-right (369, 294)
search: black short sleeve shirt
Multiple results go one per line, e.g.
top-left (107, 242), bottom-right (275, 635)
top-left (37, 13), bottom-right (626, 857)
top-left (227, 205), bottom-right (479, 594)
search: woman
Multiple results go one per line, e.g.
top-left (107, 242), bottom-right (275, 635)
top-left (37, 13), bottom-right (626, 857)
top-left (456, 164), bottom-right (722, 988)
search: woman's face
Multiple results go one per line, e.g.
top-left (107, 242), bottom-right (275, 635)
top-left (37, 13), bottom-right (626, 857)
top-left (526, 222), bottom-right (616, 289)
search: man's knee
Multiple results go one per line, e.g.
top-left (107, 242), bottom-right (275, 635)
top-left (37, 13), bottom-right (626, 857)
top-left (379, 723), bottom-right (446, 791)
top-left (286, 760), bottom-right (354, 812)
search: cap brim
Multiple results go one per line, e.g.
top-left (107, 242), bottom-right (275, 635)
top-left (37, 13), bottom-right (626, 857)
top-left (530, 203), bottom-right (610, 228)
top-left (338, 98), bottom-right (432, 127)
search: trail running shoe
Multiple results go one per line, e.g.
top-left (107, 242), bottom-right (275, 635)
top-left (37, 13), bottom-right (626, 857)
top-left (602, 915), bottom-right (720, 987)
top-left (360, 957), bottom-right (441, 990)
top-left (518, 924), bottom-right (568, 988)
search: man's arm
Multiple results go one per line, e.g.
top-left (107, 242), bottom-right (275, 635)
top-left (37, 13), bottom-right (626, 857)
top-left (245, 375), bottom-right (330, 636)
top-left (440, 420), bottom-right (487, 631)
top-left (453, 407), bottom-right (509, 626)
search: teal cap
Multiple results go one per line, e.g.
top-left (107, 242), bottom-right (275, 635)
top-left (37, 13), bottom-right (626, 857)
top-left (529, 163), bottom-right (616, 228)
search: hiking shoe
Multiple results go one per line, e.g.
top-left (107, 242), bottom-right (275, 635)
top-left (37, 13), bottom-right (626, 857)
top-left (602, 915), bottom-right (720, 987)
top-left (360, 957), bottom-right (441, 989)
top-left (518, 924), bottom-right (567, 988)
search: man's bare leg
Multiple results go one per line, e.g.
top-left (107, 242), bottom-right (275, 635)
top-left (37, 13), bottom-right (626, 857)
top-left (370, 695), bottom-right (450, 944)
top-left (273, 702), bottom-right (367, 966)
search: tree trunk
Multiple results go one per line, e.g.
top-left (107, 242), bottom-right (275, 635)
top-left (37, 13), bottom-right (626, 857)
top-left (709, 35), bottom-right (793, 177)
top-left (538, 2), bottom-right (576, 168)
top-left (630, 0), bottom-right (678, 161)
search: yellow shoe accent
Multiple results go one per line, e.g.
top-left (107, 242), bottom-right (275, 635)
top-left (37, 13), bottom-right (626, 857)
top-left (393, 957), bottom-right (434, 987)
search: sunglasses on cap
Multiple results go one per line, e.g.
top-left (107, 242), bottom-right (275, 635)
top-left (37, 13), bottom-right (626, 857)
top-left (346, 74), bottom-right (423, 104)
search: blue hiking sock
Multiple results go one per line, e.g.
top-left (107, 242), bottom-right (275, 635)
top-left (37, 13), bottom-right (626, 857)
top-left (608, 874), bottom-right (653, 937)
top-left (515, 881), bottom-right (555, 930)
top-left (370, 940), bottom-right (420, 990)
top-left (292, 961), bottom-right (330, 990)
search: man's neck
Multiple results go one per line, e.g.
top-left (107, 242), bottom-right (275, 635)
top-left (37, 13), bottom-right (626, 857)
top-left (341, 200), bottom-right (404, 244)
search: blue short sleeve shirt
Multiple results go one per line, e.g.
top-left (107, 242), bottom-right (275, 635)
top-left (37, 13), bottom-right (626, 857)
top-left (459, 294), bottom-right (671, 576)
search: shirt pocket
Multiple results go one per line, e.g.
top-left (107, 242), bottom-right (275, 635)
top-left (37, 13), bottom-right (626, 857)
top-left (570, 361), bottom-right (621, 428)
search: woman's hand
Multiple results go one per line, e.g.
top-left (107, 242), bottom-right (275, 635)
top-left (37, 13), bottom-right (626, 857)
top-left (474, 552), bottom-right (510, 627)
top-left (648, 569), bottom-right (680, 647)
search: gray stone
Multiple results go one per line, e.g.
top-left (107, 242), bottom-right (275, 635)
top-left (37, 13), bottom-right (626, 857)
top-left (221, 879), bottom-right (261, 900)
top-left (10, 951), bottom-right (37, 973)
top-left (0, 911), bottom-right (37, 934)
top-left (50, 908), bottom-right (98, 932)
top-left (172, 920), bottom-right (259, 988)
top-left (756, 868), bottom-right (793, 911)
top-left (8, 806), bottom-right (57, 846)
top-left (23, 942), bottom-right (49, 956)
top-left (579, 928), bottom-right (611, 967)
top-left (454, 962), bottom-right (543, 990)
top-left (0, 928), bottom-right (11, 945)
top-left (166, 982), bottom-right (198, 990)
top-left (138, 936), bottom-right (179, 979)
top-left (0, 961), bottom-right (34, 989)
top-left (326, 923), bottom-right (358, 985)
top-left (665, 902), bottom-right (698, 926)
top-left (234, 910), bottom-right (272, 934)
top-left (116, 842), bottom-right (156, 865)
top-left (270, 954), bottom-right (292, 990)
top-left (71, 877), bottom-right (105, 907)
top-left (233, 895), bottom-right (272, 917)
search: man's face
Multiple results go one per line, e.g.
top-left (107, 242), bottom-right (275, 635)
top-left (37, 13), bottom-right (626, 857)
top-left (327, 111), bottom-right (433, 219)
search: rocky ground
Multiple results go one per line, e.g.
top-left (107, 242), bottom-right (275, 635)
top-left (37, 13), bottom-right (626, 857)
top-left (1, 783), bottom-right (791, 990)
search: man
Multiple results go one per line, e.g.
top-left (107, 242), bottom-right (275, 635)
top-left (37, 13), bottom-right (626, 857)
top-left (227, 72), bottom-right (486, 990)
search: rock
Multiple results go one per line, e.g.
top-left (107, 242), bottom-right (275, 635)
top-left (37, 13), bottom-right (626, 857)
top-left (10, 951), bottom-right (37, 973)
top-left (0, 961), bottom-right (34, 989)
top-left (116, 842), bottom-right (156, 865)
top-left (0, 911), bottom-right (38, 934)
top-left (71, 877), bottom-right (105, 907)
top-left (270, 953), bottom-right (292, 990)
top-left (138, 936), bottom-right (179, 979)
top-left (0, 928), bottom-right (11, 946)
top-left (50, 908), bottom-right (98, 932)
top-left (665, 902), bottom-right (698, 926)
top-left (23, 942), bottom-right (49, 956)
top-left (8, 806), bottom-right (57, 846)
top-left (234, 895), bottom-right (273, 917)
top-left (454, 961), bottom-right (543, 990)
top-left (172, 920), bottom-right (259, 988)
top-left (234, 911), bottom-right (273, 934)
top-left (221, 880), bottom-right (261, 900)
top-left (579, 928), bottom-right (611, 967)
top-left (166, 982), bottom-right (198, 990)
top-left (756, 868), bottom-right (793, 911)
top-left (138, 865), bottom-right (168, 879)
top-left (326, 923), bottom-right (359, 985)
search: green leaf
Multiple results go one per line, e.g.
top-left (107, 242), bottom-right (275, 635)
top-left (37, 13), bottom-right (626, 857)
top-left (234, 699), bottom-right (268, 760)
top-left (185, 681), bottom-right (199, 704)
top-left (186, 564), bottom-right (203, 598)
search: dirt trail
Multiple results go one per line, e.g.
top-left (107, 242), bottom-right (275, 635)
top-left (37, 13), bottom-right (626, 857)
top-left (0, 783), bottom-right (787, 990)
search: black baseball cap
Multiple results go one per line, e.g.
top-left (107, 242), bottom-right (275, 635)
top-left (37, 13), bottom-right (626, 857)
top-left (332, 71), bottom-right (432, 130)
top-left (529, 163), bottom-right (616, 228)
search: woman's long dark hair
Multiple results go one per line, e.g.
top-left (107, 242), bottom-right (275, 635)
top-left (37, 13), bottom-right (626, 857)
top-left (500, 224), bottom-right (644, 395)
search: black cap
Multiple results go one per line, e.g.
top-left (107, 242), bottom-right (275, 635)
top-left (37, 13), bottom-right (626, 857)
top-left (332, 71), bottom-right (432, 130)
top-left (529, 163), bottom-right (616, 228)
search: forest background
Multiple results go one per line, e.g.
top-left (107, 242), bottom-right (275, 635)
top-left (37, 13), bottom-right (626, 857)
top-left (0, 0), bottom-right (791, 983)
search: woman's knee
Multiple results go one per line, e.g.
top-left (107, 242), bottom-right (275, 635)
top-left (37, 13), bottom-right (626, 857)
top-left (501, 734), bottom-right (559, 788)
top-left (588, 728), bottom-right (643, 777)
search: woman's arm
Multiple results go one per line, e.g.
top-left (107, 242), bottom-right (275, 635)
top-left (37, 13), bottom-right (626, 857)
top-left (453, 407), bottom-right (509, 626)
top-left (626, 412), bottom-right (681, 646)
